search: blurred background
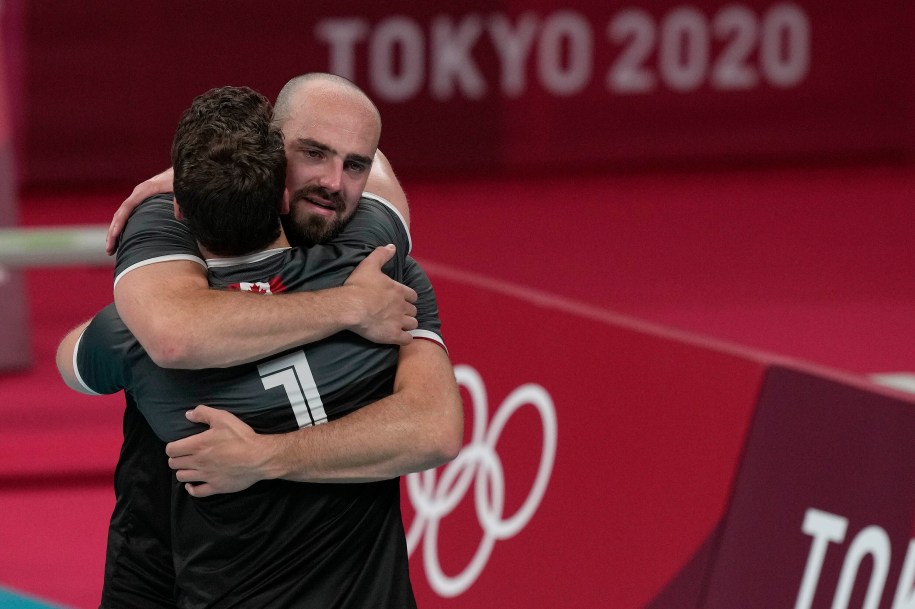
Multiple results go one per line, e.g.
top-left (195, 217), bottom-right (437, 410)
top-left (1, 2), bottom-right (914, 608)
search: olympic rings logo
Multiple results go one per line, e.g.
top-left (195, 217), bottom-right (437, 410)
top-left (405, 364), bottom-right (558, 598)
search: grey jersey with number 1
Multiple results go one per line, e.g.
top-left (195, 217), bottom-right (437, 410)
top-left (79, 194), bottom-right (444, 609)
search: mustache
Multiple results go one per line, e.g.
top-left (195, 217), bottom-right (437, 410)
top-left (290, 186), bottom-right (345, 210)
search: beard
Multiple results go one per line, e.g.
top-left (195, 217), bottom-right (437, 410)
top-left (282, 186), bottom-right (350, 247)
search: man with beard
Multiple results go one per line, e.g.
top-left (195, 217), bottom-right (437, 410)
top-left (84, 74), bottom-right (463, 607)
top-left (60, 84), bottom-right (457, 609)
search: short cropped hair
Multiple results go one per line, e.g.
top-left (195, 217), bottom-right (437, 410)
top-left (171, 86), bottom-right (286, 257)
top-left (272, 72), bottom-right (380, 129)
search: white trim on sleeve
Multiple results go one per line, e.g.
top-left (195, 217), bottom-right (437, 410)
top-left (72, 331), bottom-right (102, 396)
top-left (362, 192), bottom-right (412, 254)
top-left (410, 329), bottom-right (447, 353)
top-left (113, 254), bottom-right (207, 290)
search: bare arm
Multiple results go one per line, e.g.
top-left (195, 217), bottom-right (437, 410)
top-left (115, 247), bottom-right (417, 369)
top-left (165, 338), bottom-right (464, 496)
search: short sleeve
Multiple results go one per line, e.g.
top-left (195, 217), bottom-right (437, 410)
top-left (113, 194), bottom-right (206, 288)
top-left (332, 194), bottom-right (411, 256)
top-left (403, 256), bottom-right (446, 351)
top-left (74, 304), bottom-right (136, 395)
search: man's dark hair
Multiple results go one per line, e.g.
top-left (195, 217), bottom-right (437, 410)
top-left (171, 86), bottom-right (286, 256)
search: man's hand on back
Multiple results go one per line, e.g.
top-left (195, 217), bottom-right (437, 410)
top-left (166, 405), bottom-right (268, 497)
top-left (344, 245), bottom-right (418, 346)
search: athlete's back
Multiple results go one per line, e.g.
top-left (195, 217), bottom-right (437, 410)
top-left (76, 196), bottom-right (438, 608)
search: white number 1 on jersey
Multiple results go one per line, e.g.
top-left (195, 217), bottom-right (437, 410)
top-left (258, 351), bottom-right (328, 427)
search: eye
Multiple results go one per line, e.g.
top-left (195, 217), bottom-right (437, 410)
top-left (296, 146), bottom-right (323, 161)
top-left (345, 161), bottom-right (368, 173)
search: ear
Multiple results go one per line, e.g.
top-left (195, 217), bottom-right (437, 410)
top-left (173, 196), bottom-right (184, 220)
top-left (280, 188), bottom-right (291, 215)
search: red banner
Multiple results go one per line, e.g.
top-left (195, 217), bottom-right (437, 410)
top-left (702, 366), bottom-right (915, 609)
top-left (401, 267), bottom-right (915, 608)
top-left (15, 1), bottom-right (915, 187)
top-left (3, 258), bottom-right (915, 608)
top-left (405, 264), bottom-right (767, 608)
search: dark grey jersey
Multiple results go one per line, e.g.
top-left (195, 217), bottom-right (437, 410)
top-left (90, 194), bottom-right (443, 608)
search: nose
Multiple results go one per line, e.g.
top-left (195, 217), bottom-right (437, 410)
top-left (318, 157), bottom-right (344, 193)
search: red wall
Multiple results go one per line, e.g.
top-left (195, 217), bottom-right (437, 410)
top-left (8, 0), bottom-right (915, 189)
top-left (0, 1), bottom-right (30, 370)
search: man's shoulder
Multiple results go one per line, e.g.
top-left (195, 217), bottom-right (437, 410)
top-left (114, 192), bottom-right (202, 283)
top-left (119, 192), bottom-right (180, 234)
top-left (358, 192), bottom-right (401, 220)
top-left (131, 193), bottom-right (175, 215)
top-left (344, 192), bottom-right (411, 252)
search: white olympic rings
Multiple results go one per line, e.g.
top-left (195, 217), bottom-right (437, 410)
top-left (405, 364), bottom-right (558, 598)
